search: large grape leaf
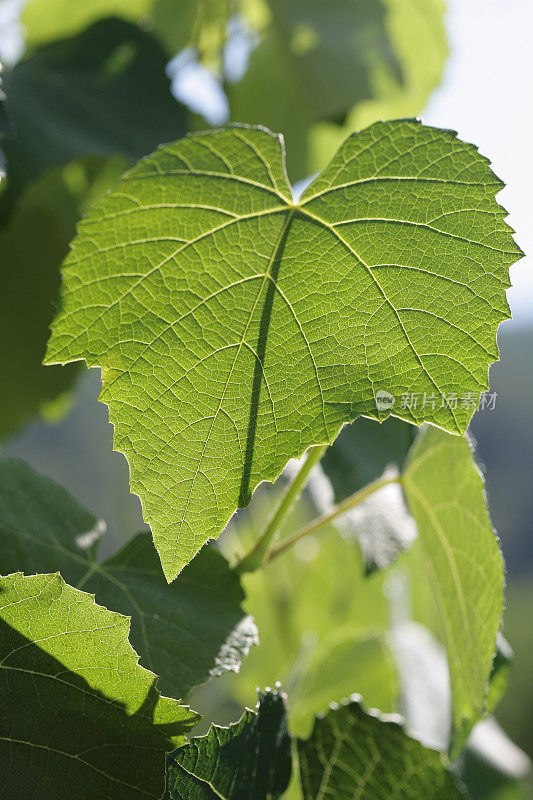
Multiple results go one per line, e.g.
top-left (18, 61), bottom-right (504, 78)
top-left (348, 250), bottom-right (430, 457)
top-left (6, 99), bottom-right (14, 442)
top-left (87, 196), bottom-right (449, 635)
top-left (402, 426), bottom-right (505, 754)
top-left (0, 458), bottom-right (257, 699)
top-left (164, 687), bottom-right (291, 800)
top-left (0, 17), bottom-right (186, 215)
top-left (45, 120), bottom-right (520, 579)
top-left (298, 698), bottom-right (468, 799)
top-left (0, 571), bottom-right (198, 799)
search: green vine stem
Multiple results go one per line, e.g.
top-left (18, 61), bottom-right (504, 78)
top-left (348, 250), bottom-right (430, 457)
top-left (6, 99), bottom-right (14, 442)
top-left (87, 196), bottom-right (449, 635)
top-left (233, 444), bottom-right (329, 574)
top-left (265, 474), bottom-right (401, 565)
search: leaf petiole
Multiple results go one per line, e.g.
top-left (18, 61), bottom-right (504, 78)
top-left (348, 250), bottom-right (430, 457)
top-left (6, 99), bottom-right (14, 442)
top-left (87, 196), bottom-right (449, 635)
top-left (265, 473), bottom-right (401, 565)
top-left (233, 444), bottom-right (328, 574)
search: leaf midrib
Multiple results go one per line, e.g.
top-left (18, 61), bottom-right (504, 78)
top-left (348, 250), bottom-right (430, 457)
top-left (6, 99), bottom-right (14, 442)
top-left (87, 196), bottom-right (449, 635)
top-left (171, 206), bottom-right (298, 559)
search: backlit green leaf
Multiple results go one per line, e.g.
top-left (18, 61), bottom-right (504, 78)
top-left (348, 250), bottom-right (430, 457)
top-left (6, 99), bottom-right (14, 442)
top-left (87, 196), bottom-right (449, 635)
top-left (164, 687), bottom-right (291, 799)
top-left (402, 427), bottom-right (505, 754)
top-left (0, 458), bottom-right (257, 699)
top-left (0, 571), bottom-right (197, 799)
top-left (45, 120), bottom-right (520, 579)
top-left (298, 698), bottom-right (468, 799)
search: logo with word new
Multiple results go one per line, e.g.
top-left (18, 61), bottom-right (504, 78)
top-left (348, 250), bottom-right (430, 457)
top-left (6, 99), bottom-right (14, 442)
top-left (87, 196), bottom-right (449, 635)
top-left (375, 390), bottom-right (395, 412)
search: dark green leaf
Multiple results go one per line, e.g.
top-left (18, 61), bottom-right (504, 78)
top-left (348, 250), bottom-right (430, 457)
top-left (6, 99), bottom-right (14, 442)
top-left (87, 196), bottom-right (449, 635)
top-left (298, 698), bottom-right (468, 799)
top-left (1, 17), bottom-right (186, 213)
top-left (164, 687), bottom-right (291, 799)
top-left (0, 571), bottom-right (197, 799)
top-left (0, 163), bottom-right (102, 440)
top-left (0, 458), bottom-right (257, 699)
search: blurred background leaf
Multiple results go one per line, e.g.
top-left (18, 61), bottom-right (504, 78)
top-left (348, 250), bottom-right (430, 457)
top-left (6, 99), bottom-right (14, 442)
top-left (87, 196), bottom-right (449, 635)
top-left (0, 158), bottom-right (125, 440)
top-left (0, 17), bottom-right (186, 215)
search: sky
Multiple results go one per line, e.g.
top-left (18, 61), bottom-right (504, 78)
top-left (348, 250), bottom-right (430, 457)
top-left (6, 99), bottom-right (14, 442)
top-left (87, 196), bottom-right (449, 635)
top-left (424, 0), bottom-right (533, 325)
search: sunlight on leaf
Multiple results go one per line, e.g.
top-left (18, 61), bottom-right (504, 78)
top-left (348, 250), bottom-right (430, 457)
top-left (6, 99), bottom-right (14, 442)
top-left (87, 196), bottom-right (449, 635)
top-left (45, 120), bottom-right (521, 579)
top-left (0, 571), bottom-right (197, 799)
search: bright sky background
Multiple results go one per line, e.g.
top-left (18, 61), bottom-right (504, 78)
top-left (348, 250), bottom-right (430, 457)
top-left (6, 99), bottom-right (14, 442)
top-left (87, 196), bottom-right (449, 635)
top-left (424, 0), bottom-right (532, 325)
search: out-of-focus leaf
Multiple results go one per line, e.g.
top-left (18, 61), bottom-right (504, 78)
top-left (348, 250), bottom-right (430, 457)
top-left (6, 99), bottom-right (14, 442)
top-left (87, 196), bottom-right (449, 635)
top-left (298, 697), bottom-right (468, 799)
top-left (222, 484), bottom-right (398, 731)
top-left (21, 0), bottom-right (153, 49)
top-left (0, 160), bottom-right (124, 441)
top-left (402, 427), bottom-right (505, 754)
top-left (0, 14), bottom-right (187, 437)
top-left (310, 0), bottom-right (448, 174)
top-left (316, 417), bottom-right (417, 573)
top-left (308, 456), bottom-right (416, 575)
top-left (228, 0), bottom-right (447, 180)
top-left (288, 627), bottom-right (398, 737)
top-left (0, 458), bottom-right (258, 699)
top-left (459, 719), bottom-right (531, 800)
top-left (21, 0), bottom-right (219, 61)
top-left (0, 571), bottom-right (197, 799)
top-left (164, 687), bottom-right (291, 799)
top-left (1, 17), bottom-right (186, 213)
top-left (341, 473), bottom-right (417, 574)
top-left (45, 120), bottom-right (519, 579)
top-left (150, 0), bottom-right (200, 57)
top-left (228, 0), bottom-right (402, 179)
top-left (389, 618), bottom-right (451, 751)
